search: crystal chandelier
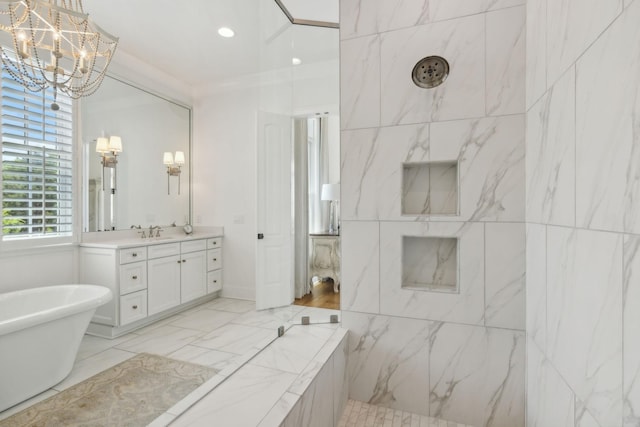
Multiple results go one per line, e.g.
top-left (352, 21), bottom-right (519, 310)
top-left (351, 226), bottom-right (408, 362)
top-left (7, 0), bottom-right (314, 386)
top-left (0, 0), bottom-right (118, 110)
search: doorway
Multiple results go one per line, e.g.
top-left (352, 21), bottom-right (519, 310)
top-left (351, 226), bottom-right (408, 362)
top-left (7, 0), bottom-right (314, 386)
top-left (292, 115), bottom-right (340, 310)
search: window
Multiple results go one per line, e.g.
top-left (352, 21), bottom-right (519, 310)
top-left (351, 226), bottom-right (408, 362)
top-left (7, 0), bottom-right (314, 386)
top-left (1, 72), bottom-right (73, 240)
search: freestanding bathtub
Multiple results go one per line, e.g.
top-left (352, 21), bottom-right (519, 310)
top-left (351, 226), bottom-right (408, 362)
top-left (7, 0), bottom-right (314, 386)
top-left (0, 284), bottom-right (112, 412)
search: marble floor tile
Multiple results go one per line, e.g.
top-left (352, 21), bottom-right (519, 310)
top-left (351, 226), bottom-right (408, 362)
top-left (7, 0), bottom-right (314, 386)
top-left (167, 345), bottom-right (238, 371)
top-left (200, 297), bottom-right (256, 313)
top-left (168, 308), bottom-right (241, 332)
top-left (114, 324), bottom-right (204, 356)
top-left (129, 312), bottom-right (187, 335)
top-left (75, 332), bottom-right (137, 361)
top-left (193, 323), bottom-right (276, 355)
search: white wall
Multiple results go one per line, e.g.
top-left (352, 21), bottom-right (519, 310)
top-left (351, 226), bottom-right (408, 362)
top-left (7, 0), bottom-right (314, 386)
top-left (525, 1), bottom-right (639, 426)
top-left (193, 85), bottom-right (260, 300)
top-left (0, 247), bottom-right (77, 292)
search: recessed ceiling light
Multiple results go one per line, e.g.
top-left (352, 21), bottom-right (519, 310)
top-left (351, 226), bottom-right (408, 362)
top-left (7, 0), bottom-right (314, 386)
top-left (292, 57), bottom-right (302, 65)
top-left (218, 27), bottom-right (235, 38)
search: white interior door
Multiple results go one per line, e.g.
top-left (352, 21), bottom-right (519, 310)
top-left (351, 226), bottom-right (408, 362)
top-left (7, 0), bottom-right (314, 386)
top-left (256, 111), bottom-right (293, 310)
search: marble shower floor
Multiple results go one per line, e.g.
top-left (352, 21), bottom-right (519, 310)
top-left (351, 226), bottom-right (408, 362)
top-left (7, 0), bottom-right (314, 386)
top-left (0, 298), bottom-right (341, 424)
top-left (338, 400), bottom-right (474, 427)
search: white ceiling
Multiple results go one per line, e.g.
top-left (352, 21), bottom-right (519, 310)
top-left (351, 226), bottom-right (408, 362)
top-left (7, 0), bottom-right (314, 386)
top-left (81, 0), bottom-right (338, 89)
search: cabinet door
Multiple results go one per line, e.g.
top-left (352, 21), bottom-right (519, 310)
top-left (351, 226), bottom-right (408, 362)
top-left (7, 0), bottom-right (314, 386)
top-left (181, 250), bottom-right (207, 303)
top-left (147, 255), bottom-right (181, 316)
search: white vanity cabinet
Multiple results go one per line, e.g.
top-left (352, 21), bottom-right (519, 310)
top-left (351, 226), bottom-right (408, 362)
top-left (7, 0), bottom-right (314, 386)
top-left (80, 234), bottom-right (223, 338)
top-left (207, 237), bottom-right (223, 293)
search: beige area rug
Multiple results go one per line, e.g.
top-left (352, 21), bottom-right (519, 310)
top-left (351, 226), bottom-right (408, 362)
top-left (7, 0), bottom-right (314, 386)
top-left (0, 353), bottom-right (217, 427)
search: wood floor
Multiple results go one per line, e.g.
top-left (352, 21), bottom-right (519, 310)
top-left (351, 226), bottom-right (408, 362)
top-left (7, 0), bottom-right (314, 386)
top-left (293, 279), bottom-right (340, 310)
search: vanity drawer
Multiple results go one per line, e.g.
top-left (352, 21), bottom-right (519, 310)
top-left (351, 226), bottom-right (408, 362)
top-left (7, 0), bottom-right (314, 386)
top-left (207, 269), bottom-right (222, 293)
top-left (207, 238), bottom-right (222, 249)
top-left (148, 242), bottom-right (180, 259)
top-left (120, 247), bottom-right (147, 264)
top-left (119, 261), bottom-right (147, 295)
top-left (207, 248), bottom-right (222, 271)
top-left (181, 239), bottom-right (206, 254)
top-left (120, 290), bottom-right (147, 325)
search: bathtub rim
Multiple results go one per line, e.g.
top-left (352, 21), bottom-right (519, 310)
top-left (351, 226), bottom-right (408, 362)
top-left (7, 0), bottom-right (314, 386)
top-left (0, 284), bottom-right (113, 336)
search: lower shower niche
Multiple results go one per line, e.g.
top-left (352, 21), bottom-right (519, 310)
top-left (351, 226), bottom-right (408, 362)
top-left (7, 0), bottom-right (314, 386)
top-left (402, 236), bottom-right (458, 293)
top-left (402, 161), bottom-right (458, 216)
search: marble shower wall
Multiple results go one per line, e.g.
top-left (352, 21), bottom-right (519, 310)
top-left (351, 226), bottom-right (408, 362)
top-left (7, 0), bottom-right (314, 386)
top-left (525, 0), bottom-right (639, 426)
top-left (340, 1), bottom-right (526, 426)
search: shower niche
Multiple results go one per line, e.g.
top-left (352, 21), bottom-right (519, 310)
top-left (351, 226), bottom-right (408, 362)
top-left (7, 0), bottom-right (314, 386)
top-left (402, 161), bottom-right (458, 216)
top-left (402, 236), bottom-right (458, 293)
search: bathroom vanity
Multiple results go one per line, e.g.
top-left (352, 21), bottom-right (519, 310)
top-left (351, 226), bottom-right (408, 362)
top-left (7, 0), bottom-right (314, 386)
top-left (79, 231), bottom-right (223, 338)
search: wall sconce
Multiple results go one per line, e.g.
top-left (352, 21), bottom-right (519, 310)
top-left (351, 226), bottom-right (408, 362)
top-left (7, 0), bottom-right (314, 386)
top-left (163, 151), bottom-right (185, 195)
top-left (96, 135), bottom-right (122, 191)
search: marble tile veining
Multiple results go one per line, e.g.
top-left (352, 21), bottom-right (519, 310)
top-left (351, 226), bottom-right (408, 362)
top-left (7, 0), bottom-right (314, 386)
top-left (429, 323), bottom-right (525, 427)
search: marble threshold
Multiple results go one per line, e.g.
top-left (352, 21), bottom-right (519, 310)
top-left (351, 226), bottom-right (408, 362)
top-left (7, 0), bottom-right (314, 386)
top-left (0, 298), bottom-right (345, 426)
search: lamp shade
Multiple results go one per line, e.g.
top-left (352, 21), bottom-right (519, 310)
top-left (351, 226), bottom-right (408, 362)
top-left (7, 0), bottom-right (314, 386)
top-left (108, 136), bottom-right (122, 153)
top-left (163, 152), bottom-right (174, 165)
top-left (321, 183), bottom-right (340, 201)
top-left (95, 137), bottom-right (109, 153)
top-left (174, 151), bottom-right (185, 165)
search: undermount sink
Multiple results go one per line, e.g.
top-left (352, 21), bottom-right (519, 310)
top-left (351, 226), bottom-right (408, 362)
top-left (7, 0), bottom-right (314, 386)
top-left (151, 236), bottom-right (175, 241)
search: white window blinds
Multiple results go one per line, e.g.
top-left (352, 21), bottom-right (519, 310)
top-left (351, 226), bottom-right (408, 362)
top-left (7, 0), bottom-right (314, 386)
top-left (1, 74), bottom-right (73, 239)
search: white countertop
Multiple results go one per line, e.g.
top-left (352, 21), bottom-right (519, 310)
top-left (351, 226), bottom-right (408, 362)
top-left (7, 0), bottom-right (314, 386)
top-left (80, 226), bottom-right (224, 249)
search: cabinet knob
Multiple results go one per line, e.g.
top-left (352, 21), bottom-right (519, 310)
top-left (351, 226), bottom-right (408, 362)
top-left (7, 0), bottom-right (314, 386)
top-left (132, 275), bottom-right (138, 280)
top-left (213, 280), bottom-right (217, 283)
top-left (132, 305), bottom-right (138, 310)
top-left (183, 259), bottom-right (187, 263)
top-left (213, 258), bottom-right (217, 262)
top-left (132, 253), bottom-right (138, 257)
top-left (178, 260), bottom-right (182, 264)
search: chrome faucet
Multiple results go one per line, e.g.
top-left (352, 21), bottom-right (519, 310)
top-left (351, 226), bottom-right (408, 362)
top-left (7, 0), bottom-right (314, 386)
top-left (149, 225), bottom-right (162, 238)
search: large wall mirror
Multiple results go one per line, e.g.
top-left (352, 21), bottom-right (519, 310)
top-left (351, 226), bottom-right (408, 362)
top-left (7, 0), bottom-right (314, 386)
top-left (81, 75), bottom-right (191, 232)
